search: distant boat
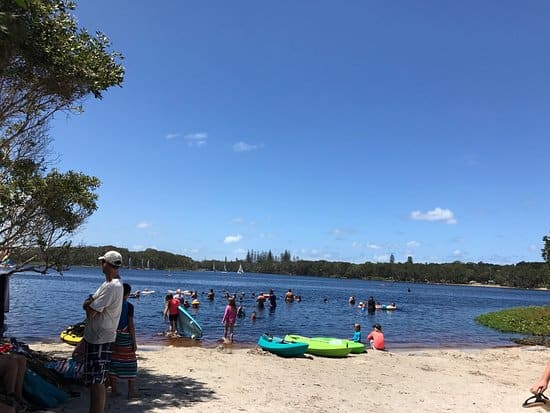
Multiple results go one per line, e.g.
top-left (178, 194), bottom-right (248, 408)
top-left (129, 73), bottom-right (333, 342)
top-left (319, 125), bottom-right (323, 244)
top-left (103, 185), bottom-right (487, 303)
top-left (212, 263), bottom-right (216, 272)
top-left (237, 263), bottom-right (244, 275)
top-left (222, 263), bottom-right (228, 273)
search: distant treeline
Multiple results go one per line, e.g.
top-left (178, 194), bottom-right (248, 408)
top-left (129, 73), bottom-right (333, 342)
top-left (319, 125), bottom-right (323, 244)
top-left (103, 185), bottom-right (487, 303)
top-left (15, 246), bottom-right (550, 289)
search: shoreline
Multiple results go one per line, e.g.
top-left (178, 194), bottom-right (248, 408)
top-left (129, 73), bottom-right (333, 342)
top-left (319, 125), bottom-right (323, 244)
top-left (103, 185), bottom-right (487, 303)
top-left (27, 341), bottom-right (549, 412)
top-left (25, 335), bottom-right (524, 353)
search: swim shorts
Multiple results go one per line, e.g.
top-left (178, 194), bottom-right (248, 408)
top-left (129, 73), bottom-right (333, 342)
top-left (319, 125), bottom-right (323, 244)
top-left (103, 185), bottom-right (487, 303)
top-left (83, 341), bottom-right (112, 385)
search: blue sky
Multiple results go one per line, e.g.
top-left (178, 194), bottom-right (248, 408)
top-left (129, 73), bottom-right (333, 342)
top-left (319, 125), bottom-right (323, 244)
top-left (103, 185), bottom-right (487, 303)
top-left (50, 1), bottom-right (550, 264)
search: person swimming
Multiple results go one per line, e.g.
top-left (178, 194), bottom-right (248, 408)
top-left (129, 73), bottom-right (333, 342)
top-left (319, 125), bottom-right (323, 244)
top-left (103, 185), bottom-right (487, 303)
top-left (237, 305), bottom-right (246, 318)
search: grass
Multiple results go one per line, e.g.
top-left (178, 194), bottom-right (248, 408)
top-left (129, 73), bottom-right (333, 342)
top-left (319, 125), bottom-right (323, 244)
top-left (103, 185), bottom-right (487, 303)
top-left (475, 306), bottom-right (550, 336)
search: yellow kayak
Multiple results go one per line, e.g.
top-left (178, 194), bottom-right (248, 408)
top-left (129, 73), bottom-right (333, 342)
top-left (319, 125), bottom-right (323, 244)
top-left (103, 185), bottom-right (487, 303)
top-left (59, 321), bottom-right (85, 345)
top-left (60, 330), bottom-right (83, 345)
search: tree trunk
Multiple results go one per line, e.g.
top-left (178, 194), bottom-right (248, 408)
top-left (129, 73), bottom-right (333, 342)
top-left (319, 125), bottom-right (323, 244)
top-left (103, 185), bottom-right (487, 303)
top-left (0, 274), bottom-right (6, 338)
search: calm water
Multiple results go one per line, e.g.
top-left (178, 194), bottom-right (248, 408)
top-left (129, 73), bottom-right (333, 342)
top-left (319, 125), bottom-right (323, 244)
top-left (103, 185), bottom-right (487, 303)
top-left (4, 267), bottom-right (550, 349)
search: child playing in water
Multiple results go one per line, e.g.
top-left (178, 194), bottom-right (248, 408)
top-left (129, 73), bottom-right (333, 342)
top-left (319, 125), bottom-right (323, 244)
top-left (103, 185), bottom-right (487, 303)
top-left (367, 323), bottom-right (385, 350)
top-left (222, 297), bottom-right (238, 342)
top-left (351, 323), bottom-right (361, 342)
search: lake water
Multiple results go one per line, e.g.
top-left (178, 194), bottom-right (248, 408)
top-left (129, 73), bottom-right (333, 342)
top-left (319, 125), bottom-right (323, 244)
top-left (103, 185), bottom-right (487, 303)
top-left (4, 267), bottom-right (550, 349)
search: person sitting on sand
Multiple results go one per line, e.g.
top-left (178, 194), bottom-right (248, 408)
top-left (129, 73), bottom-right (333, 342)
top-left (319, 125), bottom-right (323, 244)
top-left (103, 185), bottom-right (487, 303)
top-left (367, 323), bottom-right (385, 350)
top-left (0, 353), bottom-right (26, 413)
top-left (531, 360), bottom-right (550, 395)
top-left (351, 323), bottom-right (362, 343)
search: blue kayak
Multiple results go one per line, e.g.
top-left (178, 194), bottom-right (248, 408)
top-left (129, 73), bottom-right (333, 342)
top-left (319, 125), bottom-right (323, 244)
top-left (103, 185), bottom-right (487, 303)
top-left (177, 305), bottom-right (203, 339)
top-left (257, 334), bottom-right (308, 357)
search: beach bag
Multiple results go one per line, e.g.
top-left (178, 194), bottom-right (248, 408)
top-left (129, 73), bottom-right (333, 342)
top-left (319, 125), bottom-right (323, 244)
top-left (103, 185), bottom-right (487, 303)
top-left (44, 358), bottom-right (84, 381)
top-left (23, 368), bottom-right (69, 408)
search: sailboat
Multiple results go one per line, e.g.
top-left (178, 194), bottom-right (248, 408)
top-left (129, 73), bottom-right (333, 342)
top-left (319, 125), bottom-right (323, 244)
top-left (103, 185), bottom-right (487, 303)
top-left (222, 263), bottom-right (228, 273)
top-left (237, 263), bottom-right (244, 275)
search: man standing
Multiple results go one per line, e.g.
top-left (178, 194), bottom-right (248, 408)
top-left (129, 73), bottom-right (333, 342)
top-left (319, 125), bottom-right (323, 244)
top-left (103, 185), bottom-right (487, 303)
top-left (82, 250), bottom-right (123, 413)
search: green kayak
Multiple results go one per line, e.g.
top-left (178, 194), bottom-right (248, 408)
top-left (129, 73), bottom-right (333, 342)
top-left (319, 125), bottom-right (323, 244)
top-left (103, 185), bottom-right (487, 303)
top-left (284, 334), bottom-right (351, 358)
top-left (313, 337), bottom-right (365, 354)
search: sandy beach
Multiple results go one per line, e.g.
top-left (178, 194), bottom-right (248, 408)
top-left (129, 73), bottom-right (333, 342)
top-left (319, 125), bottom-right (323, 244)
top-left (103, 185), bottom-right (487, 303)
top-left (25, 341), bottom-right (550, 413)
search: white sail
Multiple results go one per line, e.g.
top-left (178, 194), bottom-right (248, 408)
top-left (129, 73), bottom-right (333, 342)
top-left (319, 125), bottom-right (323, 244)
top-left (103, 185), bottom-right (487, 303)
top-left (237, 263), bottom-right (244, 274)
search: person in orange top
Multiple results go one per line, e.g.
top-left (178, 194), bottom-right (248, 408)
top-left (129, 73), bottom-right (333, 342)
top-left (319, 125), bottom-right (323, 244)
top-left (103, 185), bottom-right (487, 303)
top-left (367, 323), bottom-right (385, 350)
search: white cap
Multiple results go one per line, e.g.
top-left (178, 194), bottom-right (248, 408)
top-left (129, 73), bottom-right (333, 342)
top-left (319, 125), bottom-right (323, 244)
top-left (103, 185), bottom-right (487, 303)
top-left (98, 250), bottom-right (122, 267)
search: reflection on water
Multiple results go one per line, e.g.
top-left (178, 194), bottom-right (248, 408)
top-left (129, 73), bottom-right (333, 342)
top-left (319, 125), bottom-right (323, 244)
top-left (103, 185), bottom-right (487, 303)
top-left (5, 267), bottom-right (550, 349)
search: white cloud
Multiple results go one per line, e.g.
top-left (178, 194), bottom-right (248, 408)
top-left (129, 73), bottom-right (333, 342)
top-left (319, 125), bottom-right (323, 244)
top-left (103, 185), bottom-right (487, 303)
top-left (332, 228), bottom-right (344, 238)
top-left (374, 254), bottom-right (390, 262)
top-left (410, 207), bottom-right (457, 224)
top-left (233, 141), bottom-right (261, 152)
top-left (132, 244), bottom-right (156, 251)
top-left (184, 132), bottom-right (207, 147)
top-left (367, 243), bottom-right (381, 249)
top-left (407, 240), bottom-right (420, 248)
top-left (232, 217), bottom-right (245, 224)
top-left (352, 241), bottom-right (362, 248)
top-left (165, 133), bottom-right (180, 140)
top-left (331, 227), bottom-right (356, 239)
top-left (136, 221), bottom-right (152, 229)
top-left (453, 249), bottom-right (462, 256)
top-left (224, 234), bottom-right (243, 244)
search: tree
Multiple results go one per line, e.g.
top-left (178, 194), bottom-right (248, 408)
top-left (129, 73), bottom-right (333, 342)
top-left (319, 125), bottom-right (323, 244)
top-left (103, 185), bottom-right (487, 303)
top-left (0, 0), bottom-right (123, 272)
top-left (0, 0), bottom-right (124, 334)
top-left (389, 253), bottom-right (395, 264)
top-left (543, 235), bottom-right (550, 264)
top-left (407, 256), bottom-right (413, 264)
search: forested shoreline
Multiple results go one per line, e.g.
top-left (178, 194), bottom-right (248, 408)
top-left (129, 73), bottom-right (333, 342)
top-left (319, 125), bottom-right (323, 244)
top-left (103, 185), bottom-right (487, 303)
top-left (13, 245), bottom-right (549, 289)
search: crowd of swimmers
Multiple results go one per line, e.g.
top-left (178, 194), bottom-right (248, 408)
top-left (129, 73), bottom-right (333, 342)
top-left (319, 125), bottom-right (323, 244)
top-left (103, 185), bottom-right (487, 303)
top-left (158, 287), bottom-right (393, 349)
top-left (347, 296), bottom-right (397, 312)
